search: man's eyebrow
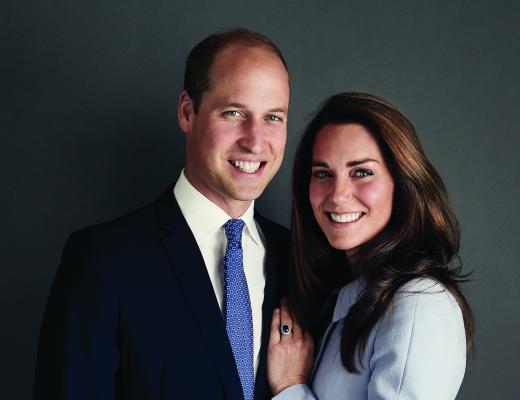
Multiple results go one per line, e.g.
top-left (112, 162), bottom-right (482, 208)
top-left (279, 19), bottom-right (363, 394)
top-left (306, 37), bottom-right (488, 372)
top-left (216, 102), bottom-right (287, 114)
top-left (218, 102), bottom-right (247, 109)
top-left (268, 107), bottom-right (288, 114)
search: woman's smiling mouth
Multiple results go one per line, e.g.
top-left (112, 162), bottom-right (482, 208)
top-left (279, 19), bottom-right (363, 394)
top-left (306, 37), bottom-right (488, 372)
top-left (328, 212), bottom-right (364, 223)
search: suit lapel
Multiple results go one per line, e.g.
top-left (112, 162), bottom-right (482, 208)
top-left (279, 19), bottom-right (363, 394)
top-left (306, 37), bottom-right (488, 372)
top-left (155, 187), bottom-right (243, 400)
top-left (254, 213), bottom-right (288, 399)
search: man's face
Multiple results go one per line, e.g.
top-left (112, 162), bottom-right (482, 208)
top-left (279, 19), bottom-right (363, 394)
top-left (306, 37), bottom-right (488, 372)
top-left (179, 45), bottom-right (290, 217)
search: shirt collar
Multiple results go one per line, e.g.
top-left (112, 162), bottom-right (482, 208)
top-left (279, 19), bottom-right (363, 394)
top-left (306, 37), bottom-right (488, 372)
top-left (173, 170), bottom-right (262, 245)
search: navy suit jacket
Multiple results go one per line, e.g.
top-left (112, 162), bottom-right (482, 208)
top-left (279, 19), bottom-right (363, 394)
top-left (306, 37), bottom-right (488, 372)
top-left (34, 186), bottom-right (289, 400)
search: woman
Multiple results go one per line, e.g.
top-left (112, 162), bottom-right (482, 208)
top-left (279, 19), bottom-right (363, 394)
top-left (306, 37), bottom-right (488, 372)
top-left (267, 92), bottom-right (473, 399)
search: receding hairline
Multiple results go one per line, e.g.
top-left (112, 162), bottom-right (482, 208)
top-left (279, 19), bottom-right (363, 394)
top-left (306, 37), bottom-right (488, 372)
top-left (208, 43), bottom-right (290, 79)
top-left (200, 43), bottom-right (290, 103)
top-left (184, 28), bottom-right (289, 112)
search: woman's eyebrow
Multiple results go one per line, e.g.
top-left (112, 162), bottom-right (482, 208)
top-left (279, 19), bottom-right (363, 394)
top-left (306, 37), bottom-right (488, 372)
top-left (311, 161), bottom-right (329, 168)
top-left (312, 158), bottom-right (380, 168)
top-left (346, 158), bottom-right (379, 167)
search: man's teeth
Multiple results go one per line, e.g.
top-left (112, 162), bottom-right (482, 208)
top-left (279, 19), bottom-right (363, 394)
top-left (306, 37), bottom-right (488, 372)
top-left (233, 160), bottom-right (261, 173)
top-left (330, 212), bottom-right (363, 223)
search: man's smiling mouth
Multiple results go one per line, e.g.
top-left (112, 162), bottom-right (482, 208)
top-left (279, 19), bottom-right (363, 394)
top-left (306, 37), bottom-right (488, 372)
top-left (230, 160), bottom-right (265, 174)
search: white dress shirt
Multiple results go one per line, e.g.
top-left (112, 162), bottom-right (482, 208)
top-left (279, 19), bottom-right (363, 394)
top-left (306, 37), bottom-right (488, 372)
top-left (173, 170), bottom-right (266, 375)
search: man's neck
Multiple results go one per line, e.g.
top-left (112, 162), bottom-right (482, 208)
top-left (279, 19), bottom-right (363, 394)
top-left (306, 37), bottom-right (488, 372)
top-left (183, 173), bottom-right (252, 218)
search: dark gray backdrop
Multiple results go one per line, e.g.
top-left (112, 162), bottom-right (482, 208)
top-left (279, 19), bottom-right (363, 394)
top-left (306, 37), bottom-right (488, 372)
top-left (2, 0), bottom-right (519, 398)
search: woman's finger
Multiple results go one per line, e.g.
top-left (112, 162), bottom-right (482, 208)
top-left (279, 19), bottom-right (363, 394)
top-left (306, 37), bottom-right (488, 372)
top-left (290, 309), bottom-right (304, 340)
top-left (279, 298), bottom-right (293, 340)
top-left (304, 331), bottom-right (315, 353)
top-left (269, 307), bottom-right (281, 345)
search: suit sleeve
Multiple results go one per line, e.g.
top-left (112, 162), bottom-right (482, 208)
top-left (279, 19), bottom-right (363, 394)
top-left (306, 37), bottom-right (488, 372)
top-left (367, 281), bottom-right (467, 400)
top-left (34, 231), bottom-right (119, 400)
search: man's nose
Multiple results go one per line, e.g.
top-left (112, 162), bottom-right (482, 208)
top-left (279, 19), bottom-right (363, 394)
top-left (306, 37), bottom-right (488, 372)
top-left (239, 119), bottom-right (265, 154)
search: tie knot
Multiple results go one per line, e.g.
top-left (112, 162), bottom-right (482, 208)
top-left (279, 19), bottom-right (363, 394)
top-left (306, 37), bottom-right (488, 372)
top-left (224, 219), bottom-right (245, 243)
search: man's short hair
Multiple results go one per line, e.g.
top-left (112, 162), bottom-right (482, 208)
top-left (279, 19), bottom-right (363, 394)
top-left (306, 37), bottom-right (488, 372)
top-left (184, 28), bottom-right (289, 112)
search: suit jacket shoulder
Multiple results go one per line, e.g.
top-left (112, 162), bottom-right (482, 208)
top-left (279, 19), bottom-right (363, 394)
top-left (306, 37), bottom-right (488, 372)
top-left (35, 187), bottom-right (291, 400)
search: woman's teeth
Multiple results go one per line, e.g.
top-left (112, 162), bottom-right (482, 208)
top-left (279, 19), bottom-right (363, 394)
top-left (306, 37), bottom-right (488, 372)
top-left (330, 212), bottom-right (363, 223)
top-left (232, 160), bottom-right (261, 173)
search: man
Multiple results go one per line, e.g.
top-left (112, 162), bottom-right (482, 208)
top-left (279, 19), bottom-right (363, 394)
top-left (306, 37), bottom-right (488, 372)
top-left (34, 28), bottom-right (290, 400)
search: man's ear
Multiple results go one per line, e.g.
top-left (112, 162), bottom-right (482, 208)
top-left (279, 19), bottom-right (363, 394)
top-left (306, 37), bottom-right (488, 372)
top-left (178, 90), bottom-right (194, 133)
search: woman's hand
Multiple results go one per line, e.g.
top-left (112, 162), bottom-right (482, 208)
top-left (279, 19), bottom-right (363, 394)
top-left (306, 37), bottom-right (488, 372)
top-left (267, 298), bottom-right (314, 396)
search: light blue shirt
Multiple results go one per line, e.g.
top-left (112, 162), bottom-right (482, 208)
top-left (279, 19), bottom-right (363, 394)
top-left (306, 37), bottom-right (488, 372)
top-left (274, 278), bottom-right (466, 400)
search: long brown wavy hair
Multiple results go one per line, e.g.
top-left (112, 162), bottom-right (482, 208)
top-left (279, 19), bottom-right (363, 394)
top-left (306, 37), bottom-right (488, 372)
top-left (290, 92), bottom-right (474, 373)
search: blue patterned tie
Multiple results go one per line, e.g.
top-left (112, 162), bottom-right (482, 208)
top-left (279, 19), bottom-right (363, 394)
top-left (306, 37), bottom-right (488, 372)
top-left (223, 219), bottom-right (254, 400)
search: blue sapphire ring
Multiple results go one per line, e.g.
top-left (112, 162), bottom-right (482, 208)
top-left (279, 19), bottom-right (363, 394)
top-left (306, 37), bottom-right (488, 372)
top-left (280, 323), bottom-right (293, 336)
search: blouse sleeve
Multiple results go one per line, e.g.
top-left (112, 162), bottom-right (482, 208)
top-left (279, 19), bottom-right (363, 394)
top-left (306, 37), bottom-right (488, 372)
top-left (272, 383), bottom-right (317, 400)
top-left (367, 279), bottom-right (467, 400)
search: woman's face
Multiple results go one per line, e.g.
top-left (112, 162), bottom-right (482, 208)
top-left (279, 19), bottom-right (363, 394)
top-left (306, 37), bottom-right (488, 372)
top-left (309, 123), bottom-right (395, 257)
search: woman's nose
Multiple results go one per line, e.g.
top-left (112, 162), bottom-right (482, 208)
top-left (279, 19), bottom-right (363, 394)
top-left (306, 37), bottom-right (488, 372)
top-left (329, 178), bottom-right (353, 205)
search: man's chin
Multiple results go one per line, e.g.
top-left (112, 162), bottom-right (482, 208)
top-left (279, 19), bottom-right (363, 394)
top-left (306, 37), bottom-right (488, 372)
top-left (223, 175), bottom-right (270, 196)
top-left (229, 188), bottom-right (265, 202)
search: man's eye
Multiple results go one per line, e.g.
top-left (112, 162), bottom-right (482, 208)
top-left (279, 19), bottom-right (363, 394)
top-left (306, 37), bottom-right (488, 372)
top-left (265, 114), bottom-right (282, 122)
top-left (352, 169), bottom-right (373, 178)
top-left (223, 110), bottom-right (242, 118)
top-left (312, 170), bottom-right (330, 179)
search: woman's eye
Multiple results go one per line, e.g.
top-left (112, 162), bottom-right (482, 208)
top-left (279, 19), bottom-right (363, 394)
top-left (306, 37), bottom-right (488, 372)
top-left (352, 168), bottom-right (373, 178)
top-left (312, 170), bottom-right (330, 179)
